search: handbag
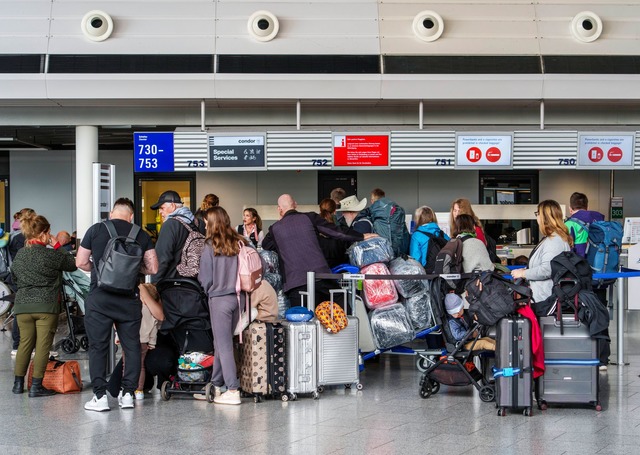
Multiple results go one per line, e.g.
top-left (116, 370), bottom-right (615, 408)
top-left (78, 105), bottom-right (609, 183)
top-left (315, 301), bottom-right (348, 333)
top-left (27, 359), bottom-right (83, 393)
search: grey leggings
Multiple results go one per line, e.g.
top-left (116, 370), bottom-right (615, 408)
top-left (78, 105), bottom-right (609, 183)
top-left (208, 295), bottom-right (240, 390)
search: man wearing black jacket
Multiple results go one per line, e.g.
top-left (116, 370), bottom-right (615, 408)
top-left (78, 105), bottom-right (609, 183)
top-left (262, 194), bottom-right (375, 306)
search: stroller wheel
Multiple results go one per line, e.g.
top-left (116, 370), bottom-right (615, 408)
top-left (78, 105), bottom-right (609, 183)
top-left (431, 381), bottom-right (440, 395)
top-left (205, 383), bottom-right (215, 403)
top-left (80, 336), bottom-right (89, 351)
top-left (161, 381), bottom-right (171, 401)
top-left (416, 356), bottom-right (431, 372)
top-left (73, 338), bottom-right (81, 353)
top-left (419, 381), bottom-right (432, 399)
top-left (479, 385), bottom-right (495, 403)
top-left (61, 338), bottom-right (76, 354)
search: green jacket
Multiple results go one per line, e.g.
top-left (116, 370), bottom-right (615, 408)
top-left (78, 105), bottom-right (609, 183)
top-left (11, 244), bottom-right (77, 314)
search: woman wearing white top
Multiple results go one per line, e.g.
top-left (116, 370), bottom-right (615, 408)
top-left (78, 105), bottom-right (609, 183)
top-left (236, 208), bottom-right (264, 248)
top-left (511, 200), bottom-right (572, 304)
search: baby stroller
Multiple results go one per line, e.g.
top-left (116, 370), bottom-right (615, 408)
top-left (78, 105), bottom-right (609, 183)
top-left (156, 278), bottom-right (215, 401)
top-left (418, 279), bottom-right (496, 402)
top-left (58, 270), bottom-right (91, 353)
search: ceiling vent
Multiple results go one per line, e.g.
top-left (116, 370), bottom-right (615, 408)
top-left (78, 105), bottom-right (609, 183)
top-left (248, 11), bottom-right (280, 42)
top-left (81, 10), bottom-right (114, 42)
top-left (571, 11), bottom-right (603, 43)
top-left (412, 10), bottom-right (444, 42)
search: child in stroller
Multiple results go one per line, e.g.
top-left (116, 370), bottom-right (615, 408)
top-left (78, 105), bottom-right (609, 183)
top-left (444, 293), bottom-right (495, 352)
top-left (419, 279), bottom-right (495, 402)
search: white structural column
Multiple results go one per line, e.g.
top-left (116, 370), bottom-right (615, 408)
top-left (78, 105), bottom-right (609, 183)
top-left (75, 125), bottom-right (99, 238)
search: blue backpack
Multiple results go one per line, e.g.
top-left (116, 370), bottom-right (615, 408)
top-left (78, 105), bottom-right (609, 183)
top-left (575, 219), bottom-right (623, 274)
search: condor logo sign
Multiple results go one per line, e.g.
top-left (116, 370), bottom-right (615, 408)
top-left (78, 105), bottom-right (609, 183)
top-left (456, 134), bottom-right (513, 168)
top-left (578, 134), bottom-right (634, 169)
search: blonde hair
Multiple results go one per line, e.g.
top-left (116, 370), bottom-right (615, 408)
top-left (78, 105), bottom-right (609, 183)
top-left (414, 206), bottom-right (437, 227)
top-left (449, 198), bottom-right (482, 231)
top-left (537, 200), bottom-right (573, 246)
top-left (21, 213), bottom-right (50, 243)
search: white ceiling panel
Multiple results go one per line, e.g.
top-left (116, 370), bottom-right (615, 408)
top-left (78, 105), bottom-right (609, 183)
top-left (0, 1), bottom-right (51, 53)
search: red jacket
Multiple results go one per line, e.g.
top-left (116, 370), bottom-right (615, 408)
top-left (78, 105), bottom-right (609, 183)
top-left (517, 305), bottom-right (545, 378)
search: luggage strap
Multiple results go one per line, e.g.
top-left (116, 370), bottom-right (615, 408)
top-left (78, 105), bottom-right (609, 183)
top-left (492, 366), bottom-right (532, 378)
top-left (544, 359), bottom-right (600, 366)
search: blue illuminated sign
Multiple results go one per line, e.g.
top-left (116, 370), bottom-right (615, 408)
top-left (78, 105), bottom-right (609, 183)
top-left (133, 132), bottom-right (174, 172)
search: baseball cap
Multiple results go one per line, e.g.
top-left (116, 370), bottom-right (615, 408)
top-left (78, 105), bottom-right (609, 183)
top-left (150, 190), bottom-right (182, 210)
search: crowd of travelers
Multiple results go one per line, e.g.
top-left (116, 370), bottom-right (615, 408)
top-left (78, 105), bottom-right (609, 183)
top-left (6, 187), bottom-right (610, 409)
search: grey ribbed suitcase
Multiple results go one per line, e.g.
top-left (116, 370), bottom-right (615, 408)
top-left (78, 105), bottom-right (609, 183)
top-left (317, 289), bottom-right (361, 392)
top-left (495, 316), bottom-right (533, 416)
top-left (537, 316), bottom-right (601, 410)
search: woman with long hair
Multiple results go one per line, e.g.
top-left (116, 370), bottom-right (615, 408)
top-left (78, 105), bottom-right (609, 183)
top-left (511, 200), bottom-right (572, 303)
top-left (410, 206), bottom-right (449, 271)
top-left (449, 198), bottom-right (486, 245)
top-left (10, 213), bottom-right (77, 397)
top-left (198, 206), bottom-right (247, 405)
top-left (236, 207), bottom-right (264, 248)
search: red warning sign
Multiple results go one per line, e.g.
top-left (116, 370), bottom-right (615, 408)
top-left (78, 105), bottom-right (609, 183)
top-left (486, 147), bottom-right (502, 163)
top-left (466, 147), bottom-right (482, 163)
top-left (588, 147), bottom-right (603, 162)
top-left (607, 147), bottom-right (623, 163)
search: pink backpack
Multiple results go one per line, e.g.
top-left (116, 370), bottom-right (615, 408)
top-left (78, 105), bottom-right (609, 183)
top-left (236, 241), bottom-right (263, 292)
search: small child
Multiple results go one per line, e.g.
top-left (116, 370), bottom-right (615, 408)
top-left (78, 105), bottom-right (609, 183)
top-left (135, 283), bottom-right (164, 399)
top-left (444, 293), bottom-right (495, 351)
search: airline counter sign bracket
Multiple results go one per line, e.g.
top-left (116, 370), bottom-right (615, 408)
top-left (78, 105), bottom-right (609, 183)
top-left (332, 133), bottom-right (390, 169)
top-left (455, 133), bottom-right (513, 169)
top-left (578, 133), bottom-right (635, 169)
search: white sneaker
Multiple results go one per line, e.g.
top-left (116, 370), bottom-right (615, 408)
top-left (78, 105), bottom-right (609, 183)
top-left (85, 394), bottom-right (110, 412)
top-left (49, 351), bottom-right (59, 358)
top-left (213, 389), bottom-right (241, 405)
top-left (10, 349), bottom-right (17, 357)
top-left (599, 365), bottom-right (608, 372)
top-left (118, 392), bottom-right (135, 409)
top-left (134, 390), bottom-right (144, 400)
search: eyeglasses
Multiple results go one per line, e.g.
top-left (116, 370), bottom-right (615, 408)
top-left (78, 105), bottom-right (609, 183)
top-left (534, 211), bottom-right (539, 216)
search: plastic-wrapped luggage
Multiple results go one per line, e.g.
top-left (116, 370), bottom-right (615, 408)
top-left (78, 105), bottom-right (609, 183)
top-left (264, 272), bottom-right (283, 292)
top-left (361, 263), bottom-right (398, 309)
top-left (259, 250), bottom-right (280, 274)
top-left (389, 256), bottom-right (428, 298)
top-left (277, 289), bottom-right (290, 319)
top-left (403, 290), bottom-right (434, 331)
top-left (347, 237), bottom-right (394, 267)
top-left (369, 303), bottom-right (414, 349)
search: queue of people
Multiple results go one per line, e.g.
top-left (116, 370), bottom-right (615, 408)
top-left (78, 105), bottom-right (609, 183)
top-left (7, 188), bottom-right (610, 409)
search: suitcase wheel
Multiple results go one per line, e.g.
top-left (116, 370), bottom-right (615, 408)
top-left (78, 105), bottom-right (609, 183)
top-left (317, 386), bottom-right (325, 394)
top-left (523, 407), bottom-right (532, 417)
top-left (281, 393), bottom-right (289, 402)
top-left (538, 401), bottom-right (548, 411)
top-left (254, 395), bottom-right (262, 403)
top-left (356, 383), bottom-right (364, 391)
top-left (345, 384), bottom-right (351, 389)
top-left (497, 407), bottom-right (507, 417)
top-left (595, 403), bottom-right (602, 412)
top-left (312, 391), bottom-right (320, 400)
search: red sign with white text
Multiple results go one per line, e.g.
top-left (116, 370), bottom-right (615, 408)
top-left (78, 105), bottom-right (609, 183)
top-left (333, 135), bottom-right (389, 167)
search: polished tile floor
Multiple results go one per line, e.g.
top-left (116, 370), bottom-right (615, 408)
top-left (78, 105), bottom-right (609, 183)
top-left (2, 313), bottom-right (640, 455)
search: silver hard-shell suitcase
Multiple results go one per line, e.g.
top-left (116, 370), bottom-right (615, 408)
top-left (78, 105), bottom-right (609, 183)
top-left (355, 294), bottom-right (377, 353)
top-left (537, 316), bottom-right (600, 410)
top-left (316, 289), bottom-right (361, 392)
top-left (281, 293), bottom-right (319, 400)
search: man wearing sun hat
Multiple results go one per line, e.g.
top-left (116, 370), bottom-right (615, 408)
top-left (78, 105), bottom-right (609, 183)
top-left (336, 195), bottom-right (373, 234)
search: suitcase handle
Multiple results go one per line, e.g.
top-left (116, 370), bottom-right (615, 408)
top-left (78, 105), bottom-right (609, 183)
top-left (553, 318), bottom-right (581, 329)
top-left (329, 288), bottom-right (352, 316)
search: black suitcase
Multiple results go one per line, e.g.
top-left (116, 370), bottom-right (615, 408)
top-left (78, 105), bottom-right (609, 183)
top-left (537, 316), bottom-right (601, 411)
top-left (494, 315), bottom-right (533, 416)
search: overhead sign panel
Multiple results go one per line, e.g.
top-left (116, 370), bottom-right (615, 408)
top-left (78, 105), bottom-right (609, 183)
top-left (133, 132), bottom-right (174, 172)
top-left (578, 133), bottom-right (635, 169)
top-left (333, 133), bottom-right (390, 169)
top-left (208, 134), bottom-right (266, 171)
top-left (456, 134), bottom-right (513, 169)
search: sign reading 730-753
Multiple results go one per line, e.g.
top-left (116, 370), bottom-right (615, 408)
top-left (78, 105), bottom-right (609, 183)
top-left (133, 132), bottom-right (175, 172)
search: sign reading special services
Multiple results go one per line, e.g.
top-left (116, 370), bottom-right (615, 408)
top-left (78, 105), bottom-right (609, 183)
top-left (455, 134), bottom-right (513, 169)
top-left (208, 134), bottom-right (266, 171)
top-left (333, 133), bottom-right (390, 169)
top-left (578, 133), bottom-right (635, 169)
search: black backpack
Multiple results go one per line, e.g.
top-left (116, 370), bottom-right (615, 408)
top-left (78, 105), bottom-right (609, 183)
top-left (96, 220), bottom-right (144, 294)
top-left (433, 236), bottom-right (471, 292)
top-left (465, 271), bottom-right (532, 326)
top-left (414, 230), bottom-right (448, 274)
